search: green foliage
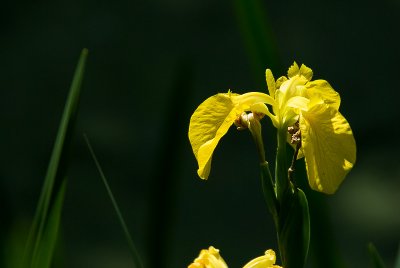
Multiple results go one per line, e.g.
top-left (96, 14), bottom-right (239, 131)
top-left (266, 128), bottom-right (311, 268)
top-left (278, 188), bottom-right (310, 268)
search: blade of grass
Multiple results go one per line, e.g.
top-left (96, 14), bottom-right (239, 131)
top-left (83, 134), bottom-right (143, 268)
top-left (23, 48), bottom-right (88, 267)
top-left (33, 179), bottom-right (67, 268)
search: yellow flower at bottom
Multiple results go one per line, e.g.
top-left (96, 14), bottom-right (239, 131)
top-left (188, 247), bottom-right (282, 268)
top-left (188, 246), bottom-right (228, 268)
top-left (243, 249), bottom-right (282, 268)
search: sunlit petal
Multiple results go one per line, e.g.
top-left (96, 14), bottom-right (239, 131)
top-left (236, 92), bottom-right (275, 108)
top-left (243, 249), bottom-right (282, 268)
top-left (286, 96), bottom-right (310, 110)
top-left (287, 61), bottom-right (300, 78)
top-left (266, 69), bottom-right (276, 99)
top-left (300, 104), bottom-right (356, 194)
top-left (189, 93), bottom-right (240, 179)
top-left (306, 80), bottom-right (341, 110)
top-left (287, 62), bottom-right (313, 81)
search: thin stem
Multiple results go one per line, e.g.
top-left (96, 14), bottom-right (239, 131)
top-left (288, 142), bottom-right (301, 186)
top-left (84, 134), bottom-right (143, 268)
top-left (250, 128), bottom-right (266, 164)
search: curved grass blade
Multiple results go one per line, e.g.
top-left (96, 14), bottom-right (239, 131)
top-left (84, 134), bottom-right (143, 268)
top-left (23, 48), bottom-right (88, 268)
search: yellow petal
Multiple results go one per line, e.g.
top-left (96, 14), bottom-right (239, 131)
top-left (286, 96), bottom-right (310, 110)
top-left (266, 69), bottom-right (276, 99)
top-left (243, 249), bottom-right (282, 268)
top-left (299, 63), bottom-right (313, 81)
top-left (287, 61), bottom-right (300, 78)
top-left (305, 80), bottom-right (341, 110)
top-left (189, 93), bottom-right (240, 179)
top-left (236, 92), bottom-right (275, 108)
top-left (275, 76), bottom-right (288, 89)
top-left (250, 102), bottom-right (279, 127)
top-left (287, 62), bottom-right (313, 81)
top-left (300, 104), bottom-right (356, 194)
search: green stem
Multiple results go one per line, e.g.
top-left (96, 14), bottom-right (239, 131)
top-left (250, 129), bottom-right (265, 164)
top-left (275, 128), bottom-right (290, 204)
top-left (260, 162), bottom-right (278, 225)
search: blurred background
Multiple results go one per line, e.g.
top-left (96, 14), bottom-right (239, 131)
top-left (1, 0), bottom-right (399, 267)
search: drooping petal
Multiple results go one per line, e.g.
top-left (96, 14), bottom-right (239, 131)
top-left (243, 249), bottom-right (282, 268)
top-left (188, 246), bottom-right (228, 268)
top-left (189, 91), bottom-right (276, 180)
top-left (305, 80), bottom-right (341, 110)
top-left (189, 93), bottom-right (240, 179)
top-left (300, 104), bottom-right (356, 194)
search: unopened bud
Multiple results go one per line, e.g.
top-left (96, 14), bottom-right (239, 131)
top-left (234, 112), bottom-right (250, 130)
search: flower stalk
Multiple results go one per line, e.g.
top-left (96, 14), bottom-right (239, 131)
top-left (275, 128), bottom-right (291, 204)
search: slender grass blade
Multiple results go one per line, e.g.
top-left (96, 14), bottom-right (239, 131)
top-left (84, 134), bottom-right (143, 268)
top-left (23, 48), bottom-right (88, 268)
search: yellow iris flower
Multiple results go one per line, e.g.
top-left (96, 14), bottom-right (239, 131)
top-left (188, 62), bottom-right (356, 194)
top-left (188, 246), bottom-right (282, 268)
top-left (188, 246), bottom-right (228, 268)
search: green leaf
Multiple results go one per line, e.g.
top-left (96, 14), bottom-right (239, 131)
top-left (23, 48), bottom-right (88, 268)
top-left (278, 188), bottom-right (310, 268)
top-left (367, 243), bottom-right (387, 268)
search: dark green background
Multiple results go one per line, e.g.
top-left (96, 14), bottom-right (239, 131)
top-left (1, 0), bottom-right (399, 267)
